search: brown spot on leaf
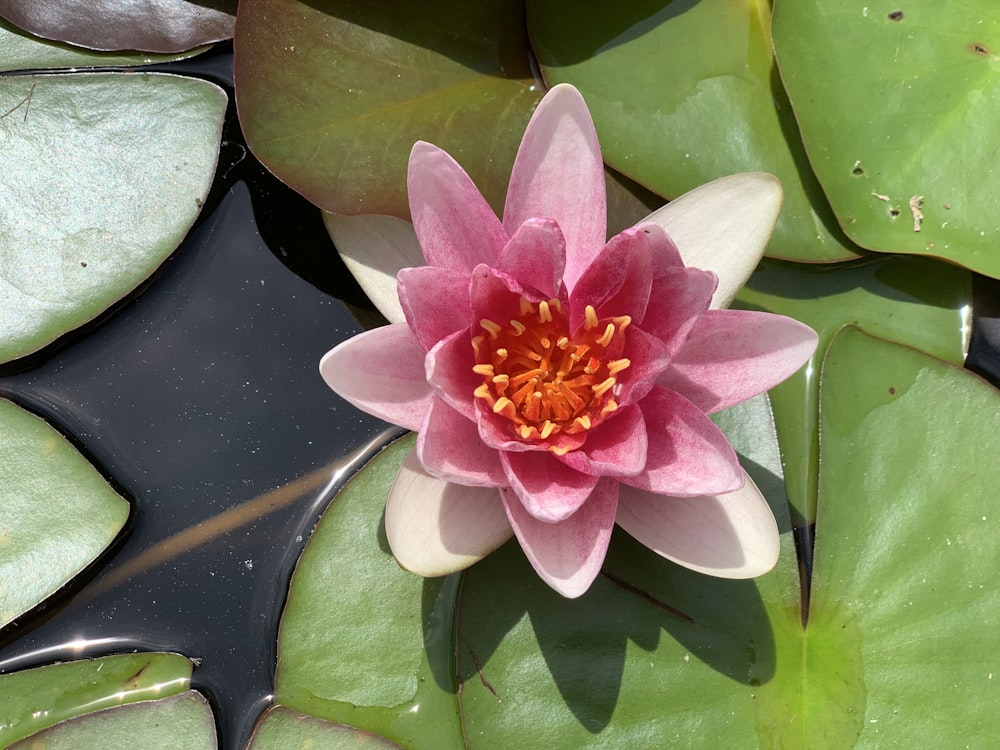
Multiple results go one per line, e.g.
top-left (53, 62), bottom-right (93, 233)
top-left (889, 387), bottom-right (896, 395)
top-left (971, 43), bottom-right (990, 56)
top-left (888, 10), bottom-right (904, 21)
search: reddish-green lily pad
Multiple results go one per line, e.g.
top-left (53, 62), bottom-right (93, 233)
top-left (0, 1), bottom-right (235, 53)
top-left (0, 398), bottom-right (129, 628)
top-left (527, 0), bottom-right (864, 263)
top-left (247, 706), bottom-right (402, 749)
top-left (773, 1), bottom-right (1000, 277)
top-left (234, 0), bottom-right (540, 219)
top-left (0, 72), bottom-right (226, 364)
top-left (0, 653), bottom-right (193, 747)
top-left (0, 17), bottom-right (209, 72)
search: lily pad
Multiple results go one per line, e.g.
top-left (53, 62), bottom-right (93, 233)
top-left (0, 17), bottom-right (209, 72)
top-left (772, 1), bottom-right (1000, 277)
top-left (8, 690), bottom-right (216, 749)
top-left (0, 72), bottom-right (227, 364)
top-left (0, 653), bottom-right (192, 747)
top-left (736, 254), bottom-right (970, 524)
top-left (0, 398), bottom-right (129, 628)
top-left (527, 0), bottom-right (863, 263)
top-left (247, 706), bottom-right (401, 749)
top-left (234, 0), bottom-right (540, 219)
top-left (0, 1), bottom-right (236, 54)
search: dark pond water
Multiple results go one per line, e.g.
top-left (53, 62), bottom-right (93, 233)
top-left (0, 44), bottom-right (396, 749)
top-left (3, 40), bottom-right (1000, 750)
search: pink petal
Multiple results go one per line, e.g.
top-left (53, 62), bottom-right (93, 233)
top-left (615, 326), bottom-right (672, 406)
top-left (623, 386), bottom-right (743, 496)
top-left (657, 310), bottom-right (818, 414)
top-left (417, 398), bottom-right (505, 487)
top-left (319, 324), bottom-right (431, 431)
top-left (640, 266), bottom-right (716, 356)
top-left (641, 173), bottom-right (783, 308)
top-left (501, 478), bottom-right (618, 598)
top-left (398, 266), bottom-right (472, 351)
top-left (500, 449), bottom-right (599, 523)
top-left (616, 473), bottom-right (780, 578)
top-left (495, 217), bottom-right (567, 300)
top-left (386, 449), bottom-right (513, 576)
top-left (558, 404), bottom-right (647, 478)
top-left (568, 225), bottom-right (657, 329)
top-left (408, 141), bottom-right (508, 272)
top-left (425, 328), bottom-right (479, 421)
top-left (504, 84), bottom-right (606, 292)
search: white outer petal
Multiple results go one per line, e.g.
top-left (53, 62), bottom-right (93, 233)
top-left (615, 471), bottom-right (779, 579)
top-left (386, 449), bottom-right (513, 577)
top-left (642, 173), bottom-right (783, 309)
top-left (323, 212), bottom-right (424, 323)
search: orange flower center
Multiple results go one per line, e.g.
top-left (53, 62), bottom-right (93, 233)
top-left (472, 296), bottom-right (631, 454)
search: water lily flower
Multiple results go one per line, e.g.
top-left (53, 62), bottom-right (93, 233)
top-left (321, 84), bottom-right (817, 598)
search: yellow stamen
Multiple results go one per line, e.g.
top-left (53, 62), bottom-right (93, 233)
top-left (601, 399), bottom-right (618, 415)
top-left (573, 415), bottom-right (592, 431)
top-left (519, 297), bottom-right (535, 316)
top-left (584, 305), bottom-right (599, 330)
top-left (596, 323), bottom-right (616, 347)
top-left (592, 377), bottom-right (616, 397)
top-left (550, 443), bottom-right (573, 456)
top-left (607, 358), bottom-right (631, 376)
top-left (492, 397), bottom-right (515, 417)
top-left (480, 318), bottom-right (502, 339)
top-left (510, 320), bottom-right (526, 335)
top-left (556, 336), bottom-right (569, 349)
top-left (473, 363), bottom-right (495, 376)
top-left (539, 420), bottom-right (556, 439)
top-left (538, 300), bottom-right (552, 323)
top-left (518, 424), bottom-right (536, 439)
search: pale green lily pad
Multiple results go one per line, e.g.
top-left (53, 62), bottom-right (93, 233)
top-left (8, 690), bottom-right (216, 749)
top-left (0, 398), bottom-right (129, 627)
top-left (234, 0), bottom-right (539, 219)
top-left (528, 0), bottom-right (863, 263)
top-left (736, 254), bottom-right (971, 524)
top-left (247, 706), bottom-right (401, 749)
top-left (772, 1), bottom-right (1000, 277)
top-left (0, 653), bottom-right (193, 748)
top-left (0, 72), bottom-right (226, 364)
top-left (0, 17), bottom-right (209, 72)
top-left (274, 434), bottom-right (465, 748)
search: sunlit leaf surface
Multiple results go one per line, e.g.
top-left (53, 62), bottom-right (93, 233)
top-left (773, 1), bottom-right (1000, 277)
top-left (528, 0), bottom-right (863, 262)
top-left (0, 72), bottom-right (226, 364)
top-left (0, 398), bottom-right (129, 628)
top-left (736, 255), bottom-right (970, 524)
top-left (0, 653), bottom-right (192, 747)
top-left (247, 705), bottom-right (401, 749)
top-left (7, 690), bottom-right (216, 749)
top-left (0, 0), bottom-right (235, 53)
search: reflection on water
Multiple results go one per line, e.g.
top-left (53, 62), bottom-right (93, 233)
top-left (0, 125), bottom-right (394, 748)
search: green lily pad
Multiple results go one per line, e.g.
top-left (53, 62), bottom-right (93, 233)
top-left (0, 17), bottom-right (209, 72)
top-left (234, 0), bottom-right (540, 219)
top-left (0, 653), bottom-right (193, 747)
top-left (8, 690), bottom-right (216, 749)
top-left (736, 254), bottom-right (970, 524)
top-left (527, 0), bottom-right (863, 263)
top-left (0, 72), bottom-right (227, 364)
top-left (0, 1), bottom-right (235, 54)
top-left (247, 706), bottom-right (401, 749)
top-left (772, 1), bottom-right (1000, 277)
top-left (274, 326), bottom-right (1000, 744)
top-left (0, 398), bottom-right (129, 627)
